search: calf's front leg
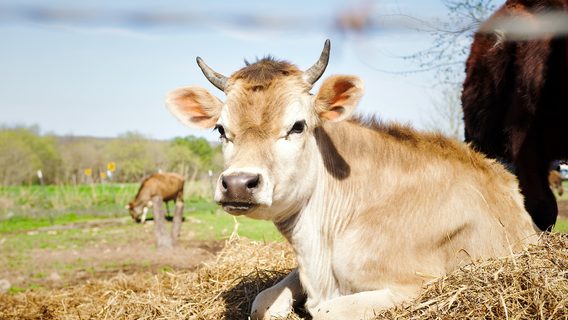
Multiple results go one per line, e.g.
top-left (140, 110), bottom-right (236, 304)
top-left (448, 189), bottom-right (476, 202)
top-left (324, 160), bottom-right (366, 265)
top-left (250, 268), bottom-right (305, 320)
top-left (311, 288), bottom-right (410, 320)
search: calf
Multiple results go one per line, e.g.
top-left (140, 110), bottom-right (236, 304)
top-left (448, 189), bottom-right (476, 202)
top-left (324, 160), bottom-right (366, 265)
top-left (166, 40), bottom-right (539, 319)
top-left (127, 172), bottom-right (185, 248)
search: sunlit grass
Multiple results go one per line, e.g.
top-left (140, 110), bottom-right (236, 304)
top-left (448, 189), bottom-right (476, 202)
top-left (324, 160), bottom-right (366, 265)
top-left (0, 213), bottom-right (104, 233)
top-left (0, 180), bottom-right (216, 216)
top-left (190, 209), bottom-right (282, 242)
top-left (0, 183), bottom-right (138, 217)
top-left (554, 219), bottom-right (568, 233)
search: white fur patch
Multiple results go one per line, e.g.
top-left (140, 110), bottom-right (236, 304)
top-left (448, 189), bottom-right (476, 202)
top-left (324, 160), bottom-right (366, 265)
top-left (141, 206), bottom-right (148, 224)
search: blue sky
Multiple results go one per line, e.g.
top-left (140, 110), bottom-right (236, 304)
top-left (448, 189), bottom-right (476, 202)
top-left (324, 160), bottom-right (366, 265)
top-left (0, 0), bottom-right (478, 141)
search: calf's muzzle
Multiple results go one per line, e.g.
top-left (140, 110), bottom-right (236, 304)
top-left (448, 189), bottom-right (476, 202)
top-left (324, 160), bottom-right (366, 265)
top-left (219, 172), bottom-right (260, 214)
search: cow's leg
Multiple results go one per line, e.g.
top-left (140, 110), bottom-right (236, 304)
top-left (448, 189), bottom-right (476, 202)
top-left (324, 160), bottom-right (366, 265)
top-left (310, 288), bottom-right (408, 320)
top-left (515, 139), bottom-right (558, 231)
top-left (140, 206), bottom-right (149, 224)
top-left (172, 200), bottom-right (184, 241)
top-left (517, 169), bottom-right (557, 231)
top-left (250, 268), bottom-right (305, 320)
top-left (152, 196), bottom-right (172, 249)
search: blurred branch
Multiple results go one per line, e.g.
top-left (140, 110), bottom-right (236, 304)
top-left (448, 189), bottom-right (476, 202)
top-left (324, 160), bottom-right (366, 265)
top-left (401, 0), bottom-right (497, 85)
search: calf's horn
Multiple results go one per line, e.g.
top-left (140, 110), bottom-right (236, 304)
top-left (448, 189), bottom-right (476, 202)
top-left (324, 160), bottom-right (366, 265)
top-left (303, 39), bottom-right (331, 85)
top-left (196, 57), bottom-right (228, 92)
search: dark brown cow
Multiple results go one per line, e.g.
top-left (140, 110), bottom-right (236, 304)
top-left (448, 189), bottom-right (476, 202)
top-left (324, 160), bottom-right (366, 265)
top-left (127, 172), bottom-right (185, 248)
top-left (462, 0), bottom-right (568, 231)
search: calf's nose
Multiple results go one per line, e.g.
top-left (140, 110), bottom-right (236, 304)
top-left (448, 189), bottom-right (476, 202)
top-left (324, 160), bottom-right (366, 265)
top-left (221, 173), bottom-right (260, 200)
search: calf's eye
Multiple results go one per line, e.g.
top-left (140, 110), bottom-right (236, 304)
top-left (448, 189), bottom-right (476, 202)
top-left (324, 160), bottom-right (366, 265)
top-left (288, 120), bottom-right (306, 135)
top-left (214, 124), bottom-right (226, 138)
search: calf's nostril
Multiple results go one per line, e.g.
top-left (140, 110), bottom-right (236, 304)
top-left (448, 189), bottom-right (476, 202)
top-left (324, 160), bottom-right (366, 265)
top-left (246, 175), bottom-right (260, 189)
top-left (221, 173), bottom-right (260, 196)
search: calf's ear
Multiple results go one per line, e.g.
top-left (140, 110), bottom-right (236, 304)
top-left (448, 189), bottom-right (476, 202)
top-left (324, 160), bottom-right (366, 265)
top-left (166, 86), bottom-right (223, 129)
top-left (315, 75), bottom-right (364, 122)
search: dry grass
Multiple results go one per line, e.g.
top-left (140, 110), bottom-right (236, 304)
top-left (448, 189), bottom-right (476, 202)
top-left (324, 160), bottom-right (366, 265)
top-left (0, 233), bottom-right (566, 320)
top-left (0, 235), bottom-right (296, 320)
top-left (376, 232), bottom-right (568, 319)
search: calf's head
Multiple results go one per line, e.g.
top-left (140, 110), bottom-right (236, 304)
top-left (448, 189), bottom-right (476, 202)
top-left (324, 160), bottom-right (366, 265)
top-left (126, 201), bottom-right (152, 223)
top-left (166, 40), bottom-right (363, 221)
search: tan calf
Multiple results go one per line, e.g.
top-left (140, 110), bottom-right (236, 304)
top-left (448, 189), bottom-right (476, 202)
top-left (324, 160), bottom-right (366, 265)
top-left (166, 40), bottom-right (539, 319)
top-left (127, 172), bottom-right (185, 248)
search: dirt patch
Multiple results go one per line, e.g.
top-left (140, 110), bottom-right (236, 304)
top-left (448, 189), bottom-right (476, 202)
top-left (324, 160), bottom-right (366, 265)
top-left (30, 238), bottom-right (222, 288)
top-left (0, 217), bottom-right (224, 291)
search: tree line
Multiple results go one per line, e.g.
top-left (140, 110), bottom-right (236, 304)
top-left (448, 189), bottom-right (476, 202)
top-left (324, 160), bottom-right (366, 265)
top-left (0, 126), bottom-right (223, 185)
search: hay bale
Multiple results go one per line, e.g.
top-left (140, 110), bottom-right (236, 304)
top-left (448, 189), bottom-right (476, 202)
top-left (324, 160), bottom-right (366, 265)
top-left (0, 234), bottom-right (566, 320)
top-left (376, 232), bottom-right (568, 319)
top-left (184, 238), bottom-right (297, 319)
top-left (0, 238), bottom-right (296, 320)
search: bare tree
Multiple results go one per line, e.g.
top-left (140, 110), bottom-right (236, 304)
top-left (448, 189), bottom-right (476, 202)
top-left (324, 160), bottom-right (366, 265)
top-left (423, 85), bottom-right (464, 140)
top-left (407, 0), bottom-right (497, 85)
top-left (402, 0), bottom-right (496, 139)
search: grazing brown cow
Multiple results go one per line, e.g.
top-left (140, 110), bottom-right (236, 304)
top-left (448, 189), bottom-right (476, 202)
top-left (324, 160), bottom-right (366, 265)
top-left (127, 172), bottom-right (185, 248)
top-left (549, 170), bottom-right (564, 196)
top-left (462, 0), bottom-right (568, 231)
top-left (166, 40), bottom-right (538, 319)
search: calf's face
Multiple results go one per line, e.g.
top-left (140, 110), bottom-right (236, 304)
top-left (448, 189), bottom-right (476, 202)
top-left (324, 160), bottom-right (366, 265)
top-left (166, 42), bottom-right (363, 221)
top-left (127, 202), bottom-right (151, 223)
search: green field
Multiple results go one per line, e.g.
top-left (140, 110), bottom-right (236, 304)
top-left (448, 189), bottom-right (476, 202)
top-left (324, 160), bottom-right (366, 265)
top-left (0, 183), bottom-right (282, 241)
top-left (555, 219), bottom-right (568, 232)
top-left (1, 181), bottom-right (566, 241)
top-left (0, 183), bottom-right (283, 293)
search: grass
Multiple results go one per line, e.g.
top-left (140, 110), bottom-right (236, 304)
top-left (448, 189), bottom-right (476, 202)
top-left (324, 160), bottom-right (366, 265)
top-left (0, 182), bottom-right (281, 292)
top-left (0, 205), bottom-right (281, 292)
top-left (554, 219), bottom-right (568, 233)
top-left (1, 180), bottom-right (566, 245)
top-left (0, 210), bottom-right (280, 252)
top-left (0, 213), bottom-right (102, 233)
top-left (0, 182), bottom-right (281, 241)
top-left (190, 210), bottom-right (283, 242)
top-left (0, 183), bottom-right (138, 219)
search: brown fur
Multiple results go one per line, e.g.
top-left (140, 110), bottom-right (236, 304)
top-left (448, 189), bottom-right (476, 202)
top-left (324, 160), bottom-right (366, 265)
top-left (462, 0), bottom-right (568, 230)
top-left (128, 172), bottom-right (185, 215)
top-left (549, 170), bottom-right (564, 196)
top-left (353, 116), bottom-right (494, 173)
top-left (230, 58), bottom-right (304, 92)
top-left (225, 77), bottom-right (309, 141)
